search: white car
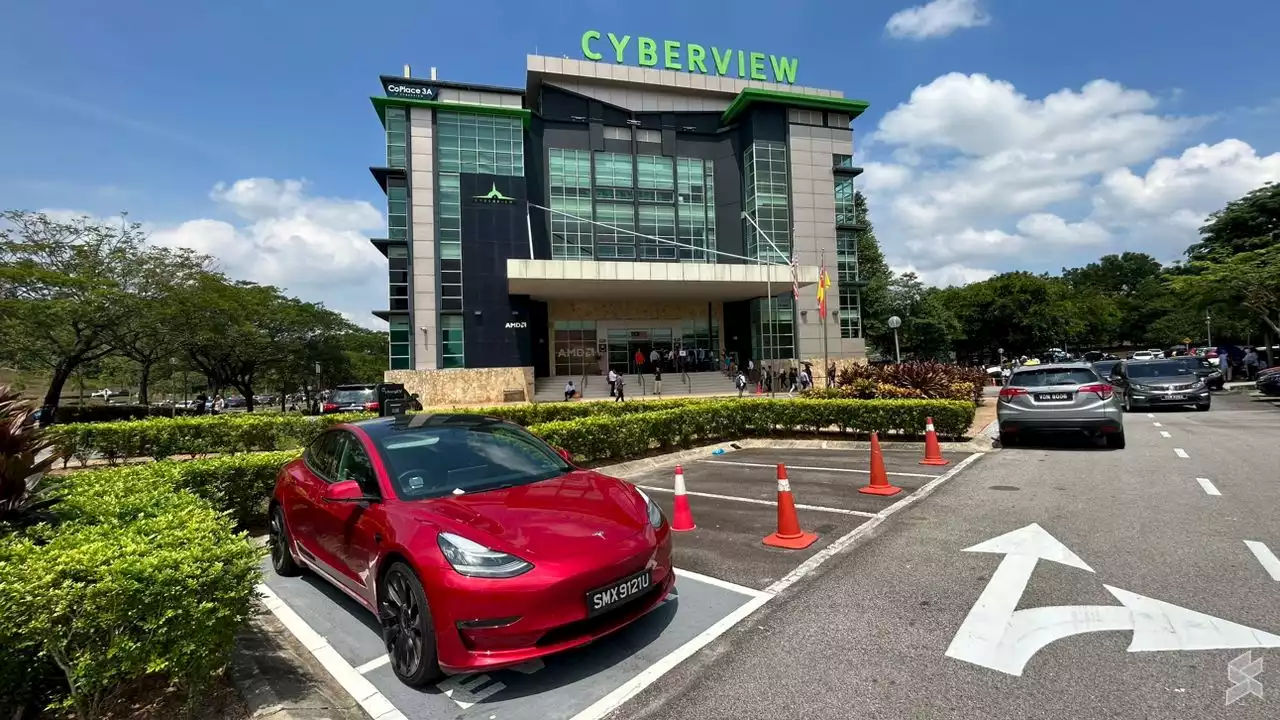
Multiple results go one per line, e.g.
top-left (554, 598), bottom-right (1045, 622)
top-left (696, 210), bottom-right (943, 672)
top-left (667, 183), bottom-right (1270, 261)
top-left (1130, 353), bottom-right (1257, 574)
top-left (1146, 348), bottom-right (1166, 359)
top-left (1131, 351), bottom-right (1155, 361)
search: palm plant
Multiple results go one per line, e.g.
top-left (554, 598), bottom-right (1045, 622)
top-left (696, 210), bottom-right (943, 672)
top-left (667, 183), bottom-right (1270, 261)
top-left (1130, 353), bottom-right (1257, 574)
top-left (0, 385), bottom-right (63, 530)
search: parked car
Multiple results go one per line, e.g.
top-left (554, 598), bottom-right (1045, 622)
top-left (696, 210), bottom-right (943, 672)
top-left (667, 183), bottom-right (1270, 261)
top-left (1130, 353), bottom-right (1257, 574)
top-left (1130, 350), bottom-right (1155, 361)
top-left (1169, 356), bottom-right (1224, 390)
top-left (997, 363), bottom-right (1125, 448)
top-left (1257, 367), bottom-right (1280, 396)
top-left (322, 383), bottom-right (381, 413)
top-left (268, 413), bottom-right (675, 686)
top-left (1092, 359), bottom-right (1120, 380)
top-left (1107, 359), bottom-right (1211, 411)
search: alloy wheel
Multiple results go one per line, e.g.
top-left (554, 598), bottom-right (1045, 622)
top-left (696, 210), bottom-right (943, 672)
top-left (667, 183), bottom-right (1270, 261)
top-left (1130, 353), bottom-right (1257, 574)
top-left (380, 570), bottom-right (425, 678)
top-left (270, 510), bottom-right (289, 571)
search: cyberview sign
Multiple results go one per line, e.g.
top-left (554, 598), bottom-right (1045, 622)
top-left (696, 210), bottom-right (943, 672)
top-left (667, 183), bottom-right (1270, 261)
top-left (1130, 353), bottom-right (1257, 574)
top-left (580, 31), bottom-right (799, 85)
top-left (474, 183), bottom-right (516, 205)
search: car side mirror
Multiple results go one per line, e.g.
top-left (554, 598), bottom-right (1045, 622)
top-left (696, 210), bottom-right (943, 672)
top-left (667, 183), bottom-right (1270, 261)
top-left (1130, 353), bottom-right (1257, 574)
top-left (324, 479), bottom-right (377, 503)
top-left (553, 446), bottom-right (574, 464)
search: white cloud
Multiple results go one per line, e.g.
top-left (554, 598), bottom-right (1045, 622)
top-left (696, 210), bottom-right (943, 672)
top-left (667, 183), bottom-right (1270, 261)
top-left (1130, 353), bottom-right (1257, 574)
top-left (885, 0), bottom-right (990, 40)
top-left (859, 71), bottom-right (1278, 283)
top-left (143, 178), bottom-right (388, 326)
top-left (893, 262), bottom-right (997, 287)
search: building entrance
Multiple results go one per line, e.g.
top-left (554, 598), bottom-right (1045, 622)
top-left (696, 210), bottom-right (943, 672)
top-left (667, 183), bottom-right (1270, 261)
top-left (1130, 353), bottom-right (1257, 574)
top-left (606, 328), bottom-right (674, 374)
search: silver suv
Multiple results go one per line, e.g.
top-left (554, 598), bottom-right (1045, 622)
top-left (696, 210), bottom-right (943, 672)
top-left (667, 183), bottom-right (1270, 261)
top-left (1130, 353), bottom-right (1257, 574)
top-left (997, 363), bottom-right (1125, 448)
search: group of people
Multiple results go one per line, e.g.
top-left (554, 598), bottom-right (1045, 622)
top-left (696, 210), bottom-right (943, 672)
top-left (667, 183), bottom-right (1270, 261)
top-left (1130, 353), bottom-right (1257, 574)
top-left (193, 392), bottom-right (226, 414)
top-left (562, 356), bottom-right (817, 401)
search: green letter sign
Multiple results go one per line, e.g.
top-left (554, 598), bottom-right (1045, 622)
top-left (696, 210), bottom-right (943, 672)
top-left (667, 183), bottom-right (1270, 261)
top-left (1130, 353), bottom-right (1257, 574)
top-left (578, 30), bottom-right (799, 85)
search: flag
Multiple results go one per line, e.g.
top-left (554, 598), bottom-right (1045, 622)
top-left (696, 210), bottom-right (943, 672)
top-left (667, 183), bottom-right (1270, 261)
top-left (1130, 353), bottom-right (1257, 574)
top-left (790, 255), bottom-right (800, 300)
top-left (817, 266), bottom-right (831, 318)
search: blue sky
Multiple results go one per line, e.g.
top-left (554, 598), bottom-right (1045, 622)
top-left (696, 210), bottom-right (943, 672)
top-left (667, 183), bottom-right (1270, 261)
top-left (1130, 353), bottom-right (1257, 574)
top-left (2, 0), bottom-right (1278, 321)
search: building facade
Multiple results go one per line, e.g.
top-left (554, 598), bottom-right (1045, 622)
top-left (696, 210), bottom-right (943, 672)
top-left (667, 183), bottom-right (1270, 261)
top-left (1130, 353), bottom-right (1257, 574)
top-left (369, 54), bottom-right (869, 384)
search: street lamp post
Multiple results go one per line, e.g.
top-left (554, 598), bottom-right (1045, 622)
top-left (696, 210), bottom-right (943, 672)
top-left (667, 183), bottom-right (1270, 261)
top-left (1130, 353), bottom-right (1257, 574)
top-left (741, 212), bottom-right (795, 399)
top-left (888, 315), bottom-right (902, 363)
top-left (1205, 312), bottom-right (1213, 348)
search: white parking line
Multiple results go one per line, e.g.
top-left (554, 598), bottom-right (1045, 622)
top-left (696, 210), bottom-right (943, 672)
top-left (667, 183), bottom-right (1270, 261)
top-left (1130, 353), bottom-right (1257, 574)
top-left (1174, 448), bottom-right (1190, 458)
top-left (1152, 422), bottom-right (1162, 427)
top-left (674, 568), bottom-right (771, 599)
top-left (1195, 477), bottom-right (1221, 496)
top-left (257, 584), bottom-right (407, 720)
top-left (637, 484), bottom-right (878, 518)
top-left (701, 459), bottom-right (937, 479)
top-left (1244, 541), bottom-right (1280, 582)
top-left (355, 655), bottom-right (391, 674)
top-left (1147, 413), bottom-right (1155, 418)
top-left (1159, 431), bottom-right (1172, 438)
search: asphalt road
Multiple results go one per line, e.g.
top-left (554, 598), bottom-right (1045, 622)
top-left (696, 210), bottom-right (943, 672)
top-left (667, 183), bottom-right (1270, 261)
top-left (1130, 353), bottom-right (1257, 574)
top-left (610, 390), bottom-right (1280, 720)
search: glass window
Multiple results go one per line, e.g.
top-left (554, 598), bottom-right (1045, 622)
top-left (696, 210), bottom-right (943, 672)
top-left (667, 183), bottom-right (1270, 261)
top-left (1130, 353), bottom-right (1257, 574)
top-left (594, 152), bottom-right (634, 188)
top-left (441, 314), bottom-right (465, 369)
top-left (635, 128), bottom-right (661, 144)
top-left (1009, 368), bottom-right (1101, 387)
top-left (389, 317), bottom-right (412, 369)
top-left (638, 204), bottom-right (677, 261)
top-left (386, 107), bottom-right (407, 169)
top-left (305, 431), bottom-right (344, 480)
top-left (604, 126), bottom-right (631, 141)
top-left (743, 141), bottom-right (790, 265)
top-left (750, 293), bottom-right (795, 363)
top-left (553, 320), bottom-right (599, 376)
top-left (374, 421), bottom-right (571, 501)
top-left (549, 149), bottom-right (594, 260)
top-left (436, 112), bottom-right (524, 177)
top-left (836, 230), bottom-right (860, 339)
top-left (594, 202), bottom-right (636, 260)
top-left (335, 432), bottom-right (379, 493)
top-left (835, 175), bottom-right (856, 227)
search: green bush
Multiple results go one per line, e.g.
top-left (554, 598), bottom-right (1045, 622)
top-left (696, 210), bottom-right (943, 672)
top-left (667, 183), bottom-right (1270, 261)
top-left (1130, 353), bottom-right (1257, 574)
top-left (534, 398), bottom-right (976, 464)
top-left (45, 399), bottom-right (722, 463)
top-left (0, 458), bottom-right (262, 719)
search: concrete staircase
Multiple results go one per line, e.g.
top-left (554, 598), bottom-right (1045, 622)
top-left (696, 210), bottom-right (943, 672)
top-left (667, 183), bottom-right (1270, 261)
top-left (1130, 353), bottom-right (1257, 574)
top-left (532, 371), bottom-right (739, 402)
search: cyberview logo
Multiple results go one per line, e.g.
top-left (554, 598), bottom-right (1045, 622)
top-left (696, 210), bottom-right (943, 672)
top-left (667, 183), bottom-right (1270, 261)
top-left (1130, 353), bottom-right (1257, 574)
top-left (474, 183), bottom-right (515, 204)
top-left (1227, 651), bottom-right (1264, 706)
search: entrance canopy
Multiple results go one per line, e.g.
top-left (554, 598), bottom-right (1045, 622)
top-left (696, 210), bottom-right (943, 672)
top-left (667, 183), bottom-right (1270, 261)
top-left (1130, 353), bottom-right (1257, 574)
top-left (507, 259), bottom-right (818, 300)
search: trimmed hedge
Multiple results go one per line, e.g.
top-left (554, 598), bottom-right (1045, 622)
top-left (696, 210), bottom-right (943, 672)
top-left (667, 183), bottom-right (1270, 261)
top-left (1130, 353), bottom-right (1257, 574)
top-left (46, 398), bottom-right (728, 463)
top-left (534, 398), bottom-right (975, 463)
top-left (0, 463), bottom-right (261, 718)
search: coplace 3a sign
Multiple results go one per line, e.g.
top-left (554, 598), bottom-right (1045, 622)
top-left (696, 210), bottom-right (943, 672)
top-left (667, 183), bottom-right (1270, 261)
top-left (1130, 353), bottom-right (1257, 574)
top-left (581, 31), bottom-right (799, 85)
top-left (382, 78), bottom-right (439, 100)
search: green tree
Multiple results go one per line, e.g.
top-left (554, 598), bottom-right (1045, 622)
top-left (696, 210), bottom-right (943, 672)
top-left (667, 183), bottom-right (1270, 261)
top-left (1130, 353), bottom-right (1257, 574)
top-left (879, 272), bottom-right (959, 360)
top-left (1186, 182), bottom-right (1280, 262)
top-left (850, 191), bottom-right (895, 354)
top-left (0, 211), bottom-right (140, 415)
top-left (1172, 246), bottom-right (1280, 336)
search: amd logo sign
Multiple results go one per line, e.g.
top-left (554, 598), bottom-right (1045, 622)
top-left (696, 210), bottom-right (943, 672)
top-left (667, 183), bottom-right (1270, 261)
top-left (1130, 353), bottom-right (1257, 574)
top-left (505, 321), bottom-right (527, 329)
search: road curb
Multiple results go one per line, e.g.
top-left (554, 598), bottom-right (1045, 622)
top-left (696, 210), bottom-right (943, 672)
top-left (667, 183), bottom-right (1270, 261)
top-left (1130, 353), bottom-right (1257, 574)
top-left (228, 605), bottom-right (371, 720)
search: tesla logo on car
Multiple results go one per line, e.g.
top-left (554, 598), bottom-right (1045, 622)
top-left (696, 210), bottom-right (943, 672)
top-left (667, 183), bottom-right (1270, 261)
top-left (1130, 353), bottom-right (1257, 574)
top-left (592, 531), bottom-right (606, 539)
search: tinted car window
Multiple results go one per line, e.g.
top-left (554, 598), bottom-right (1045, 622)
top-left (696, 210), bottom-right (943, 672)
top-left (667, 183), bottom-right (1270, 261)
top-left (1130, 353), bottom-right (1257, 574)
top-left (1093, 361), bottom-right (1118, 378)
top-left (305, 431), bottom-right (344, 479)
top-left (1172, 357), bottom-right (1212, 370)
top-left (1009, 368), bottom-right (1099, 387)
top-left (335, 432), bottom-right (379, 494)
top-left (373, 423), bottom-right (572, 499)
top-left (330, 386), bottom-right (376, 405)
top-left (1127, 361), bottom-right (1197, 379)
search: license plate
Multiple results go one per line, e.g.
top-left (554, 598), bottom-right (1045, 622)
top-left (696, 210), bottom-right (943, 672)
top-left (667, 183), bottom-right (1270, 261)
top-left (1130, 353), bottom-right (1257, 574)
top-left (1166, 394), bottom-right (1187, 400)
top-left (1036, 393), bottom-right (1071, 401)
top-left (586, 570), bottom-right (652, 617)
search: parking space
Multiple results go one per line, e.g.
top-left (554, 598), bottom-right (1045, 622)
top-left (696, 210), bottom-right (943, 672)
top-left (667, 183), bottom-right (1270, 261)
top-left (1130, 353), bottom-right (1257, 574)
top-left (624, 447), bottom-right (953, 591)
top-left (258, 444), bottom-right (974, 720)
top-left (260, 558), bottom-right (764, 720)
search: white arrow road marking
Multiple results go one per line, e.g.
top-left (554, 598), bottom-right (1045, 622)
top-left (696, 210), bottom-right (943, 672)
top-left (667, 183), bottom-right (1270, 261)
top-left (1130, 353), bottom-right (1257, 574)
top-left (946, 524), bottom-right (1280, 677)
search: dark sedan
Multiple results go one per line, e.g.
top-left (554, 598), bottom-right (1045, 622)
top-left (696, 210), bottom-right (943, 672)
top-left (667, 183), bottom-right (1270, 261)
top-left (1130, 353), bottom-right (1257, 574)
top-left (1258, 367), bottom-right (1280, 397)
top-left (1168, 356), bottom-right (1224, 390)
top-left (1108, 359), bottom-right (1211, 411)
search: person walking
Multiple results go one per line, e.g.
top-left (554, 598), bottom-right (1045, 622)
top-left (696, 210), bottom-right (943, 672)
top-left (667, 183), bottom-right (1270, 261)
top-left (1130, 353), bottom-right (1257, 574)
top-left (614, 373), bottom-right (626, 402)
top-left (653, 366), bottom-right (663, 396)
top-left (564, 379), bottom-right (576, 401)
top-left (1244, 347), bottom-right (1259, 380)
top-left (736, 370), bottom-right (748, 397)
top-left (607, 368), bottom-right (618, 397)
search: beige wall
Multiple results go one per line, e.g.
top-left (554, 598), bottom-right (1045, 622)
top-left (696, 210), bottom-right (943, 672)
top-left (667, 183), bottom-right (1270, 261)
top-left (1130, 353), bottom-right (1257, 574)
top-left (408, 106), bottom-right (437, 370)
top-left (385, 367), bottom-right (535, 406)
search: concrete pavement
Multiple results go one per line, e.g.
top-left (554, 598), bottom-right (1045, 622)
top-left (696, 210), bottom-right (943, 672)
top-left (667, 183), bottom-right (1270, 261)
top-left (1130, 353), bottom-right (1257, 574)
top-left (610, 390), bottom-right (1280, 719)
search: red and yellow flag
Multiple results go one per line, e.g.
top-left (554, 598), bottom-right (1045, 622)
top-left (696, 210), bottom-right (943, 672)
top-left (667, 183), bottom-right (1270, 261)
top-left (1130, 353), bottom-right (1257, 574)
top-left (817, 266), bottom-right (831, 318)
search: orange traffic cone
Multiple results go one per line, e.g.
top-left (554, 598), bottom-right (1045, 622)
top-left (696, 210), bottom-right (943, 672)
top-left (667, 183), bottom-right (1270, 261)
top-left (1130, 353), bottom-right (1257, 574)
top-left (920, 416), bottom-right (949, 466)
top-left (671, 465), bottom-right (695, 532)
top-left (763, 464), bottom-right (819, 549)
top-left (859, 433), bottom-right (902, 496)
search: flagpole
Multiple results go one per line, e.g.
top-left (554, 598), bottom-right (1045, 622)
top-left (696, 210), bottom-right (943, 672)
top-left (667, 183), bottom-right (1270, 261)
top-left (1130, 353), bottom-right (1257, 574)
top-left (820, 249), bottom-right (830, 388)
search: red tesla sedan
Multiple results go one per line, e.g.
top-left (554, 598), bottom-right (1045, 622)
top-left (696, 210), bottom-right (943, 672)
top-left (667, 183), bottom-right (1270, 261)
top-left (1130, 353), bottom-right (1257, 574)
top-left (268, 413), bottom-right (674, 687)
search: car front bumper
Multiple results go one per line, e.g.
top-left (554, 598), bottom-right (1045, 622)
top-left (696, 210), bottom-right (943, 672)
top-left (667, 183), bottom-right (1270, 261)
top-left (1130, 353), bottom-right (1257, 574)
top-left (1130, 389), bottom-right (1210, 406)
top-left (427, 527), bottom-right (675, 673)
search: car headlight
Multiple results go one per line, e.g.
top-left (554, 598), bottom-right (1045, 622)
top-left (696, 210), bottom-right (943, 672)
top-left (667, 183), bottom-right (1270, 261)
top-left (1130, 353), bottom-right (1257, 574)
top-left (636, 488), bottom-right (664, 529)
top-left (1192, 379), bottom-right (1205, 389)
top-left (437, 532), bottom-right (533, 578)
top-left (1131, 384), bottom-right (1151, 391)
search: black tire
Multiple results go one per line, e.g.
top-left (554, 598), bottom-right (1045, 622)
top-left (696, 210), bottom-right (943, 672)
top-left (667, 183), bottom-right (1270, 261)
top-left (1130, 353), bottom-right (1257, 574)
top-left (1196, 402), bottom-right (1211, 412)
top-left (999, 432), bottom-right (1018, 447)
top-left (379, 562), bottom-right (442, 687)
top-left (269, 505), bottom-right (302, 577)
top-left (1106, 432), bottom-right (1126, 449)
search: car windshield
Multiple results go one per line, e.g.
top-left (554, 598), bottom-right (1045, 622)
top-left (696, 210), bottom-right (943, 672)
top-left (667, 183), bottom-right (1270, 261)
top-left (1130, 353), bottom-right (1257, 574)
top-left (1010, 368), bottom-right (1098, 387)
top-left (1094, 361), bottom-right (1118, 377)
top-left (373, 423), bottom-right (572, 499)
top-left (330, 387), bottom-right (375, 404)
top-left (1127, 361), bottom-right (1197, 379)
top-left (1172, 357), bottom-right (1212, 370)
